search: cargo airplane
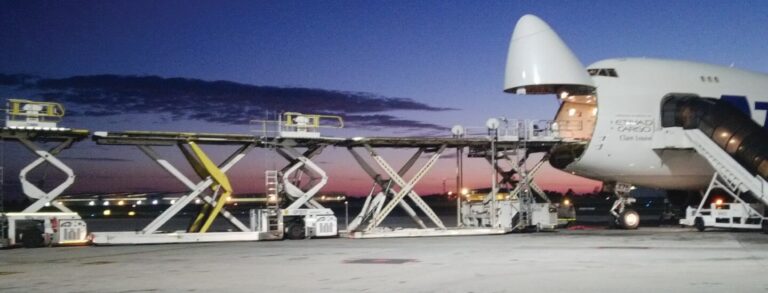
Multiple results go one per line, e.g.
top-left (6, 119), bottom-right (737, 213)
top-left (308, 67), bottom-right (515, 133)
top-left (504, 15), bottom-right (768, 229)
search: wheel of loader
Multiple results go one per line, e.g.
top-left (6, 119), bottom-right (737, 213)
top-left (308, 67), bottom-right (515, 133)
top-left (21, 227), bottom-right (45, 248)
top-left (695, 217), bottom-right (706, 232)
top-left (285, 219), bottom-right (305, 240)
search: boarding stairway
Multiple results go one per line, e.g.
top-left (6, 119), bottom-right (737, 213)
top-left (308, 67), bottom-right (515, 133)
top-left (661, 95), bottom-right (768, 228)
top-left (684, 130), bottom-right (768, 199)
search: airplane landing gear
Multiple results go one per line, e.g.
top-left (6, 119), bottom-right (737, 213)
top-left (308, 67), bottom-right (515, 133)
top-left (609, 182), bottom-right (639, 229)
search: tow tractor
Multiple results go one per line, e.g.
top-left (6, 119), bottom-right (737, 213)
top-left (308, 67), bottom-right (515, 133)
top-left (680, 174), bottom-right (766, 232)
top-left (681, 195), bottom-right (765, 232)
top-left (1, 99), bottom-right (90, 248)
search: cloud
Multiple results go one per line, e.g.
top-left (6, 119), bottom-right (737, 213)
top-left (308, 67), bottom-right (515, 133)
top-left (0, 74), bottom-right (453, 130)
top-left (344, 114), bottom-right (448, 131)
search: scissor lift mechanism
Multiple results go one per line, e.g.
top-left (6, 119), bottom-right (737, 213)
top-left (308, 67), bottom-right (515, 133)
top-left (89, 131), bottom-right (274, 245)
top-left (0, 102), bottom-right (567, 244)
top-left (462, 146), bottom-right (556, 231)
top-left (1, 99), bottom-right (91, 247)
top-left (262, 138), bottom-right (340, 239)
top-left (339, 135), bottom-right (560, 238)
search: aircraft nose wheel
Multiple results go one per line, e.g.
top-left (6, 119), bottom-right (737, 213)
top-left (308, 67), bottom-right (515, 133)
top-left (618, 209), bottom-right (640, 230)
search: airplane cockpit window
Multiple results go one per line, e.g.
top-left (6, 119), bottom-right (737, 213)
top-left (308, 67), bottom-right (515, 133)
top-left (587, 68), bottom-right (618, 77)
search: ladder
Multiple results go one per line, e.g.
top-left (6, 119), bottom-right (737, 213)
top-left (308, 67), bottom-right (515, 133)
top-left (264, 170), bottom-right (281, 232)
top-left (684, 130), bottom-right (768, 210)
top-left (0, 166), bottom-right (6, 242)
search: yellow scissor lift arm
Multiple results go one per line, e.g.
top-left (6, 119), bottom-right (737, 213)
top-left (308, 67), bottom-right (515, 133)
top-left (182, 141), bottom-right (234, 233)
top-left (89, 131), bottom-right (269, 244)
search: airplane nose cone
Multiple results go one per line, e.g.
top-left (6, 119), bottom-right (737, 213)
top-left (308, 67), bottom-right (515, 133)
top-left (504, 14), bottom-right (594, 95)
top-left (511, 14), bottom-right (551, 41)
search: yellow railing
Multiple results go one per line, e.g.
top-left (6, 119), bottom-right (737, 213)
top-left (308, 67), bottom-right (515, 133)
top-left (251, 112), bottom-right (344, 138)
top-left (7, 99), bottom-right (65, 122)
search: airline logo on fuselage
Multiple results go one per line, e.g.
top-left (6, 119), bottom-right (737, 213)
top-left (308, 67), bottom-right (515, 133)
top-left (720, 95), bottom-right (768, 128)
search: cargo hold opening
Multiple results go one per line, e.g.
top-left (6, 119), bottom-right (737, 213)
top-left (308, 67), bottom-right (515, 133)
top-left (553, 92), bottom-right (597, 141)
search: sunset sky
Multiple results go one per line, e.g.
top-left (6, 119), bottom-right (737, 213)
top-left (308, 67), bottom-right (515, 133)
top-left (2, 1), bottom-right (767, 198)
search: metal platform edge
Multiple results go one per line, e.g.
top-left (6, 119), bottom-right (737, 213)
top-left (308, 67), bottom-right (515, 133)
top-left (346, 227), bottom-right (512, 239)
top-left (91, 231), bottom-right (281, 245)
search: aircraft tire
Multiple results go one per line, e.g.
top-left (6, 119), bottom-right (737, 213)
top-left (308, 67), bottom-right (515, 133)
top-left (619, 209), bottom-right (640, 230)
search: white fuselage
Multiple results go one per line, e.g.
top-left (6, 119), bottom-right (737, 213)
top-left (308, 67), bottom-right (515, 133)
top-left (567, 58), bottom-right (768, 190)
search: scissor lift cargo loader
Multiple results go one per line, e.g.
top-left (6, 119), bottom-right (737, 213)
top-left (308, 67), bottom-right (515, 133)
top-left (1, 99), bottom-right (89, 248)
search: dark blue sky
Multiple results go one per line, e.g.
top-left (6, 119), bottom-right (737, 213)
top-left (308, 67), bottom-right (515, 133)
top-left (5, 1), bottom-right (768, 124)
top-left (1, 1), bottom-right (767, 195)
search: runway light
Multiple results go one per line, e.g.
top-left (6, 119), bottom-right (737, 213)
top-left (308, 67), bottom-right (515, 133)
top-left (128, 211), bottom-right (136, 216)
top-left (170, 199), bottom-right (176, 205)
top-left (118, 200), bottom-right (125, 206)
top-left (136, 200), bottom-right (142, 205)
top-left (103, 209), bottom-right (111, 216)
top-left (195, 199), bottom-right (202, 204)
top-left (152, 199), bottom-right (159, 205)
top-left (103, 201), bottom-right (109, 206)
top-left (88, 201), bottom-right (95, 206)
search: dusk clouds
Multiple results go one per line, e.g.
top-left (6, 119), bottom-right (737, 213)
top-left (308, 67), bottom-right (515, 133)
top-left (0, 74), bottom-right (453, 131)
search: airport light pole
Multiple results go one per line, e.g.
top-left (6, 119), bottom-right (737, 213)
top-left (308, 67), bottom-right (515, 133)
top-left (451, 125), bottom-right (465, 227)
top-left (486, 118), bottom-right (501, 227)
top-left (344, 200), bottom-right (349, 231)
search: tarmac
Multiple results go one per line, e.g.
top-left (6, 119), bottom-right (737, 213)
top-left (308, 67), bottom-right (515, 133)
top-left (2, 227), bottom-right (768, 292)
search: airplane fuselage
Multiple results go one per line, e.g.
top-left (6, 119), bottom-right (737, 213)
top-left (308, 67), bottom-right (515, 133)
top-left (566, 58), bottom-right (768, 190)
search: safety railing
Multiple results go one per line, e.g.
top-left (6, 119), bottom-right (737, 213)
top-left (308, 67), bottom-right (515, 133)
top-left (6, 99), bottom-right (65, 127)
top-left (251, 112), bottom-right (344, 138)
top-left (460, 119), bottom-right (580, 142)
